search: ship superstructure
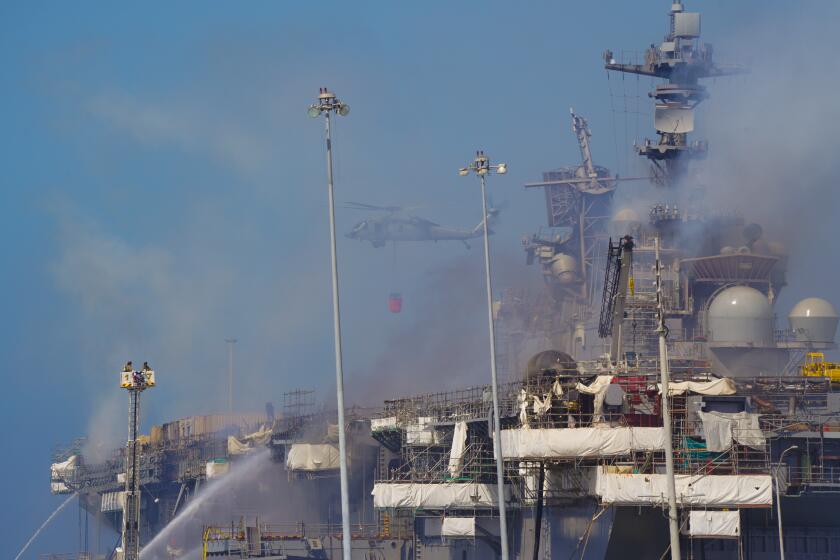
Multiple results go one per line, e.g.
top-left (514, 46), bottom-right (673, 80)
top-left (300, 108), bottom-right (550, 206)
top-left (46, 3), bottom-right (840, 560)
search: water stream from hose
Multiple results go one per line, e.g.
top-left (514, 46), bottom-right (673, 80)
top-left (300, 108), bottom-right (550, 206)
top-left (15, 493), bottom-right (77, 560)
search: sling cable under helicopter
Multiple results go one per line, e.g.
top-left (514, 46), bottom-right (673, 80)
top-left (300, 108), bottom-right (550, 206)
top-left (388, 240), bottom-right (402, 313)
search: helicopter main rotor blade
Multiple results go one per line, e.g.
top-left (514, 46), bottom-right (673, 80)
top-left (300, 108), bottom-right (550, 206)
top-left (343, 201), bottom-right (424, 213)
top-left (344, 201), bottom-right (386, 210)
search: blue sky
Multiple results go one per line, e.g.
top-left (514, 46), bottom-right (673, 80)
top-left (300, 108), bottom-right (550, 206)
top-left (3, 1), bottom-right (839, 556)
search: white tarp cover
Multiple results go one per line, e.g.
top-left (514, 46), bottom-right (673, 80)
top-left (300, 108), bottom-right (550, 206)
top-left (406, 417), bottom-right (440, 446)
top-left (698, 411), bottom-right (765, 452)
top-left (50, 455), bottom-right (77, 480)
top-left (659, 378), bottom-right (736, 396)
top-left (371, 416), bottom-right (398, 431)
top-left (518, 389), bottom-right (529, 426)
top-left (100, 491), bottom-right (125, 513)
top-left (501, 427), bottom-right (666, 459)
top-left (687, 510), bottom-right (741, 538)
top-left (227, 436), bottom-right (252, 456)
top-left (727, 411), bottom-right (765, 450)
top-left (447, 421), bottom-right (468, 478)
top-left (372, 482), bottom-right (510, 509)
top-left (576, 375), bottom-right (615, 421)
top-left (206, 460), bottom-right (230, 479)
top-left (520, 465), bottom-right (596, 502)
top-left (50, 455), bottom-right (78, 494)
top-left (596, 472), bottom-right (772, 507)
top-left (532, 394), bottom-right (552, 415)
top-left (227, 425), bottom-right (272, 455)
top-left (286, 443), bottom-right (341, 471)
top-left (576, 375), bottom-right (614, 395)
top-left (442, 517), bottom-right (476, 537)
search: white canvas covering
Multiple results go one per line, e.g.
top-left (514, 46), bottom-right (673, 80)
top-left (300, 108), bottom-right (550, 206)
top-left (100, 491), bottom-right (125, 513)
top-left (227, 425), bottom-right (272, 455)
top-left (371, 416), bottom-right (398, 431)
top-left (576, 375), bottom-right (615, 420)
top-left (687, 510), bottom-right (741, 538)
top-left (50, 455), bottom-right (78, 493)
top-left (227, 436), bottom-right (252, 456)
top-left (442, 517), bottom-right (476, 537)
top-left (501, 427), bottom-right (666, 459)
top-left (518, 389), bottom-right (529, 426)
top-left (51, 482), bottom-right (70, 494)
top-left (448, 421), bottom-right (468, 477)
top-left (406, 417), bottom-right (440, 446)
top-left (698, 411), bottom-right (765, 452)
top-left (659, 378), bottom-right (736, 396)
top-left (532, 394), bottom-right (552, 415)
top-left (520, 465), bottom-right (596, 502)
top-left (576, 375), bottom-right (614, 395)
top-left (372, 482), bottom-right (510, 509)
top-left (206, 460), bottom-right (230, 479)
top-left (596, 472), bottom-right (772, 507)
top-left (286, 443), bottom-right (341, 471)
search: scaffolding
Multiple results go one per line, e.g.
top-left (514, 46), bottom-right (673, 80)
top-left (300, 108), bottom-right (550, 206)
top-left (367, 366), bottom-right (840, 512)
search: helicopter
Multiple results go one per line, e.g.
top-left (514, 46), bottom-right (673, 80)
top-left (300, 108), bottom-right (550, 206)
top-left (343, 201), bottom-right (503, 248)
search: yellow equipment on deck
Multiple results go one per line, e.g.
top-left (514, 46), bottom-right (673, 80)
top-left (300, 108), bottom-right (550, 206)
top-left (801, 352), bottom-right (840, 383)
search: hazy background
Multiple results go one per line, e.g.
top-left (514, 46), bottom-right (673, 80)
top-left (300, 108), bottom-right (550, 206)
top-left (3, 1), bottom-right (839, 556)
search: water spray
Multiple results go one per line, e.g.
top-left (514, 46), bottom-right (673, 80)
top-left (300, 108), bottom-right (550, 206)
top-left (14, 493), bottom-right (77, 560)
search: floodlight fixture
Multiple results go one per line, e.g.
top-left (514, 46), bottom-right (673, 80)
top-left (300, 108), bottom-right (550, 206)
top-left (308, 87), bottom-right (350, 119)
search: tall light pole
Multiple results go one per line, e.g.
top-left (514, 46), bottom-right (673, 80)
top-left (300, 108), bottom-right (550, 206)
top-left (776, 445), bottom-right (798, 560)
top-left (309, 87), bottom-right (352, 560)
top-left (655, 236), bottom-right (681, 560)
top-left (119, 361), bottom-right (156, 560)
top-left (459, 150), bottom-right (509, 560)
top-left (225, 338), bottom-right (236, 417)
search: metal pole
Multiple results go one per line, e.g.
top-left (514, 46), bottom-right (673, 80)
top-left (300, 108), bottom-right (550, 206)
top-left (123, 389), bottom-right (141, 560)
top-left (226, 338), bottom-right (236, 417)
top-left (775, 465), bottom-right (785, 560)
top-left (324, 110), bottom-right (352, 560)
top-left (775, 445), bottom-right (797, 560)
top-left (655, 237), bottom-right (681, 560)
top-left (479, 173), bottom-right (510, 560)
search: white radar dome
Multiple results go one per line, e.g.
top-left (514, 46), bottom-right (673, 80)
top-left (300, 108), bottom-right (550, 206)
top-left (707, 286), bottom-right (774, 345)
top-left (788, 297), bottom-right (839, 343)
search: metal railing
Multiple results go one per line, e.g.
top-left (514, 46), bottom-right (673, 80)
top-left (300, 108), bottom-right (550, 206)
top-left (202, 521), bottom-right (414, 559)
top-left (779, 464), bottom-right (840, 489)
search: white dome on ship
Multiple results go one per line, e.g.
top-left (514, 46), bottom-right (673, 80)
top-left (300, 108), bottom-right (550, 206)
top-left (789, 298), bottom-right (839, 343)
top-left (707, 286), bottom-right (774, 345)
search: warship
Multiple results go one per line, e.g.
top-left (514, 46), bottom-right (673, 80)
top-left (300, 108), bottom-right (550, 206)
top-left (46, 3), bottom-right (840, 559)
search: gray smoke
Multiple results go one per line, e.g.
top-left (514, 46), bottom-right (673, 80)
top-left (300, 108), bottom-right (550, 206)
top-left (697, 4), bottom-right (840, 352)
top-left (348, 248), bottom-right (539, 404)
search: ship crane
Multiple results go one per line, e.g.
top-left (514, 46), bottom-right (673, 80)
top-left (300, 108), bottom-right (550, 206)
top-left (570, 109), bottom-right (603, 193)
top-left (119, 361), bottom-right (156, 560)
top-left (523, 110), bottom-right (649, 308)
top-left (598, 235), bottom-right (634, 364)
